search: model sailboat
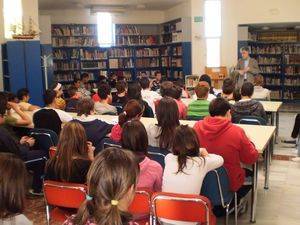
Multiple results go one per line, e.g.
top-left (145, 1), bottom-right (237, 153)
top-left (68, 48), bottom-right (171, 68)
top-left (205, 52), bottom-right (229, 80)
top-left (11, 17), bottom-right (41, 39)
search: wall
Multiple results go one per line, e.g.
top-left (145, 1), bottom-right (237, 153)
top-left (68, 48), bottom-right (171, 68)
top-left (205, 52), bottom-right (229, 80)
top-left (164, 1), bottom-right (191, 22)
top-left (0, 0), bottom-right (4, 90)
top-left (22, 0), bottom-right (39, 39)
top-left (39, 15), bottom-right (51, 44)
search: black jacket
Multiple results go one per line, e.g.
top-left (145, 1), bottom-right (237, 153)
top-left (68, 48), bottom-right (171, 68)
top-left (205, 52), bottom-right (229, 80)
top-left (232, 99), bottom-right (267, 122)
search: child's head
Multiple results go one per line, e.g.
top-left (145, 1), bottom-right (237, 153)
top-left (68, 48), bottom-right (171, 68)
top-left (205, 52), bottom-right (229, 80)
top-left (209, 97), bottom-right (232, 120)
top-left (74, 147), bottom-right (139, 225)
top-left (0, 153), bottom-right (27, 219)
top-left (0, 92), bottom-right (7, 118)
top-left (68, 85), bottom-right (80, 99)
top-left (156, 96), bottom-right (180, 149)
top-left (77, 98), bottom-right (95, 116)
top-left (199, 74), bottom-right (213, 92)
top-left (155, 71), bottom-right (162, 81)
top-left (127, 82), bottom-right (142, 100)
top-left (81, 73), bottom-right (90, 83)
top-left (116, 80), bottom-right (127, 95)
top-left (139, 77), bottom-right (150, 90)
top-left (169, 85), bottom-right (182, 100)
top-left (254, 74), bottom-right (264, 87)
top-left (195, 81), bottom-right (209, 100)
top-left (17, 88), bottom-right (30, 102)
top-left (118, 100), bottom-right (144, 127)
top-left (98, 83), bottom-right (111, 101)
top-left (172, 125), bottom-right (200, 173)
top-left (121, 120), bottom-right (148, 160)
top-left (241, 82), bottom-right (254, 98)
top-left (7, 92), bottom-right (18, 103)
top-left (43, 89), bottom-right (57, 106)
top-left (160, 81), bottom-right (174, 97)
top-left (73, 78), bottom-right (81, 89)
top-left (222, 78), bottom-right (235, 95)
top-left (51, 82), bottom-right (63, 97)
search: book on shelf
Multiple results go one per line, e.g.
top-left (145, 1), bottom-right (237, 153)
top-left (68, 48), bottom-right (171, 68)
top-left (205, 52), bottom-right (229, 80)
top-left (162, 57), bottom-right (171, 67)
top-left (80, 49), bottom-right (108, 60)
top-left (136, 58), bottom-right (159, 68)
top-left (284, 55), bottom-right (300, 64)
top-left (270, 90), bottom-right (281, 100)
top-left (116, 25), bottom-right (139, 35)
top-left (171, 58), bottom-right (183, 67)
top-left (53, 49), bottom-right (79, 59)
top-left (174, 71), bottom-right (184, 80)
top-left (109, 58), bottom-right (133, 69)
top-left (52, 25), bottom-right (96, 36)
top-left (136, 48), bottom-right (159, 57)
top-left (284, 77), bottom-right (300, 86)
top-left (116, 36), bottom-right (158, 46)
top-left (81, 61), bottom-right (107, 70)
top-left (250, 45), bottom-right (282, 54)
top-left (260, 65), bottom-right (281, 73)
top-left (285, 65), bottom-right (300, 75)
top-left (161, 46), bottom-right (171, 56)
top-left (265, 77), bottom-right (281, 85)
top-left (173, 46), bottom-right (182, 56)
top-left (52, 37), bottom-right (97, 47)
top-left (137, 70), bottom-right (157, 79)
top-left (54, 61), bottom-right (80, 71)
top-left (109, 48), bottom-right (133, 58)
top-left (257, 56), bottom-right (281, 64)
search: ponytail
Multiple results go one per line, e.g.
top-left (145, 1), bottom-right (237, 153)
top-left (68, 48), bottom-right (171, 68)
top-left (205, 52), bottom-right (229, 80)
top-left (118, 111), bottom-right (128, 127)
top-left (118, 100), bottom-right (143, 127)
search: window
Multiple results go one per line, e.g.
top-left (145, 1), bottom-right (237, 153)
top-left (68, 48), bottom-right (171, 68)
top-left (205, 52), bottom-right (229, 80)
top-left (3, 0), bottom-right (23, 39)
top-left (97, 12), bottom-right (115, 47)
top-left (204, 0), bottom-right (221, 67)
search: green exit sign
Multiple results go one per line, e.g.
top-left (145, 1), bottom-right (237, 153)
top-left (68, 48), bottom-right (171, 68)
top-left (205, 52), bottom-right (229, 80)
top-left (194, 16), bottom-right (203, 23)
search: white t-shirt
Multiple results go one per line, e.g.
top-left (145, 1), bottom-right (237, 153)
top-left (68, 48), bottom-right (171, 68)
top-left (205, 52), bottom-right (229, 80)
top-left (146, 124), bottom-right (161, 148)
top-left (1, 214), bottom-right (32, 225)
top-left (252, 86), bottom-right (271, 100)
top-left (141, 89), bottom-right (161, 113)
top-left (33, 107), bottom-right (73, 123)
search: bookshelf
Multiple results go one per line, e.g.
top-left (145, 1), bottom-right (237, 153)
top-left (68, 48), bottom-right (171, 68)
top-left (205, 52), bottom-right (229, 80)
top-left (51, 19), bottom-right (191, 88)
top-left (238, 28), bottom-right (300, 102)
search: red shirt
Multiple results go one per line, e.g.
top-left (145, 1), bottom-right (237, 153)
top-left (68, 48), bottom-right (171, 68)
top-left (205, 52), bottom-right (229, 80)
top-left (92, 94), bottom-right (100, 102)
top-left (193, 117), bottom-right (259, 191)
top-left (175, 99), bottom-right (187, 119)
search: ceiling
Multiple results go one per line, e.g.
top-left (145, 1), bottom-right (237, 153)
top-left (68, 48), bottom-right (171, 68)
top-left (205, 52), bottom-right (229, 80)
top-left (38, 0), bottom-right (187, 11)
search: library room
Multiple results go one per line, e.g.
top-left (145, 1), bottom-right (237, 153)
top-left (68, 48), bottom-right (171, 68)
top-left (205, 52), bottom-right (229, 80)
top-left (0, 0), bottom-right (299, 225)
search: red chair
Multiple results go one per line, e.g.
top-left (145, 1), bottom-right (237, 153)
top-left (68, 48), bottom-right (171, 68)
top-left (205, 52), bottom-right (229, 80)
top-left (43, 180), bottom-right (87, 225)
top-left (151, 192), bottom-right (216, 225)
top-left (129, 189), bottom-right (152, 225)
top-left (49, 146), bottom-right (57, 158)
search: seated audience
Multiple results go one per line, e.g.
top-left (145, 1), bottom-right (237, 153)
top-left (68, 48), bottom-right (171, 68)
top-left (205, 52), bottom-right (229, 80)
top-left (127, 82), bottom-right (154, 118)
top-left (252, 74), bottom-right (271, 100)
top-left (112, 80), bottom-right (128, 105)
top-left (78, 73), bottom-right (91, 98)
top-left (65, 85), bottom-right (81, 112)
top-left (122, 120), bottom-right (163, 192)
top-left (174, 80), bottom-right (190, 98)
top-left (0, 153), bottom-right (32, 225)
top-left (94, 83), bottom-right (117, 115)
top-left (64, 147), bottom-right (139, 225)
top-left (108, 73), bottom-right (118, 89)
top-left (193, 98), bottom-right (259, 198)
top-left (74, 98), bottom-right (113, 151)
top-left (17, 88), bottom-right (40, 111)
top-left (231, 82), bottom-right (267, 122)
top-left (110, 100), bottom-right (144, 142)
top-left (220, 77), bottom-right (235, 101)
top-left (73, 77), bottom-right (81, 90)
top-left (33, 108), bottom-right (62, 135)
top-left (34, 89), bottom-right (73, 123)
top-left (140, 77), bottom-right (161, 113)
top-left (45, 121), bottom-right (95, 183)
top-left (233, 88), bottom-right (242, 102)
top-left (151, 71), bottom-right (162, 92)
top-left (146, 97), bottom-right (179, 150)
top-left (51, 82), bottom-right (66, 110)
top-left (187, 81), bottom-right (210, 118)
top-left (170, 84), bottom-right (188, 119)
top-left (163, 125), bottom-right (223, 194)
top-left (199, 74), bottom-right (217, 101)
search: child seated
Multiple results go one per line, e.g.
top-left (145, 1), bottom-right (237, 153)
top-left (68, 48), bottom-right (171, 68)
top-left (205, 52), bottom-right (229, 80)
top-left (252, 74), bottom-right (271, 100)
top-left (64, 147), bottom-right (140, 225)
top-left (187, 81), bottom-right (210, 118)
top-left (220, 77), bottom-right (235, 101)
top-left (140, 77), bottom-right (161, 113)
top-left (51, 82), bottom-right (66, 110)
top-left (122, 120), bottom-right (163, 192)
top-left (199, 74), bottom-right (217, 101)
top-left (112, 80), bottom-right (128, 105)
top-left (170, 84), bottom-right (187, 119)
top-left (17, 88), bottom-right (40, 111)
top-left (65, 85), bottom-right (81, 112)
top-left (94, 83), bottom-right (117, 115)
top-left (0, 153), bottom-right (32, 225)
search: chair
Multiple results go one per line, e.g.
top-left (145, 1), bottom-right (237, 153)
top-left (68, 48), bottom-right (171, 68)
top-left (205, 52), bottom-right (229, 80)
top-left (129, 189), bottom-right (152, 225)
top-left (112, 103), bottom-right (124, 115)
top-left (96, 137), bottom-right (121, 154)
top-left (43, 180), bottom-right (87, 225)
top-left (30, 128), bottom-right (58, 155)
top-left (186, 115), bottom-right (204, 121)
top-left (152, 192), bottom-right (216, 225)
top-left (201, 167), bottom-right (237, 225)
top-left (147, 146), bottom-right (170, 168)
top-left (236, 116), bottom-right (267, 125)
top-left (33, 109), bottom-right (62, 135)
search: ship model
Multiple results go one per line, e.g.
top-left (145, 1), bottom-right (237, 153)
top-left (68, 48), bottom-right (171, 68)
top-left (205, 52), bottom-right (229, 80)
top-left (11, 17), bottom-right (40, 39)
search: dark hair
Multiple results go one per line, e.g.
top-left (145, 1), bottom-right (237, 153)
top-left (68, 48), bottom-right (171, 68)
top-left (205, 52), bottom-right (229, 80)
top-left (127, 82), bottom-right (142, 100)
top-left (254, 74), bottom-right (264, 86)
top-left (200, 74), bottom-right (215, 94)
top-left (73, 147), bottom-right (139, 225)
top-left (6, 92), bottom-right (17, 102)
top-left (46, 121), bottom-right (89, 182)
top-left (50, 82), bottom-right (62, 91)
top-left (74, 77), bottom-right (81, 84)
top-left (98, 83), bottom-right (111, 100)
top-left (156, 97), bottom-right (180, 149)
top-left (77, 98), bottom-right (95, 116)
top-left (139, 77), bottom-right (150, 90)
top-left (160, 81), bottom-right (174, 97)
top-left (241, 82), bottom-right (254, 97)
top-left (222, 78), bottom-right (235, 95)
top-left (241, 46), bottom-right (250, 52)
top-left (195, 82), bottom-right (209, 99)
top-left (116, 81), bottom-right (127, 94)
top-left (172, 125), bottom-right (201, 173)
top-left (44, 89), bottom-right (57, 105)
top-left (121, 120), bottom-right (148, 161)
top-left (0, 92), bottom-right (8, 116)
top-left (68, 85), bottom-right (78, 98)
top-left (169, 85), bottom-right (182, 100)
top-left (233, 88), bottom-right (242, 102)
top-left (155, 71), bottom-right (161, 77)
top-left (209, 97), bottom-right (231, 117)
top-left (17, 88), bottom-right (29, 101)
top-left (0, 153), bottom-right (27, 219)
top-left (118, 100), bottom-right (144, 127)
top-left (81, 73), bottom-right (90, 80)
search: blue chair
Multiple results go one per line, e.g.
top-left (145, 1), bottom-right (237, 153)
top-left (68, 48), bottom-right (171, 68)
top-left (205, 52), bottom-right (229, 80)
top-left (201, 167), bottom-right (237, 225)
top-left (147, 146), bottom-right (170, 168)
top-left (237, 116), bottom-right (267, 125)
top-left (112, 103), bottom-right (124, 115)
top-left (97, 137), bottom-right (121, 155)
top-left (30, 128), bottom-right (58, 156)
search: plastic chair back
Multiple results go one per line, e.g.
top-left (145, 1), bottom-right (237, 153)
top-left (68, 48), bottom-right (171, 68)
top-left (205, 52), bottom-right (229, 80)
top-left (30, 128), bottom-right (58, 153)
top-left (147, 146), bottom-right (169, 168)
top-left (129, 189), bottom-right (152, 223)
top-left (237, 116), bottom-right (267, 125)
top-left (33, 109), bottom-right (62, 135)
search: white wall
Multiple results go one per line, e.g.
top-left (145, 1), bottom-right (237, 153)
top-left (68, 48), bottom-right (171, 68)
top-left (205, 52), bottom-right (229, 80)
top-left (164, 1), bottom-right (191, 22)
top-left (39, 15), bottom-right (51, 44)
top-left (22, 0), bottom-right (39, 39)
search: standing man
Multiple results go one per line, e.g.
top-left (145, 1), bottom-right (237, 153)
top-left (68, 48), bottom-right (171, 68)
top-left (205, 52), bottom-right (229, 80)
top-left (235, 47), bottom-right (259, 89)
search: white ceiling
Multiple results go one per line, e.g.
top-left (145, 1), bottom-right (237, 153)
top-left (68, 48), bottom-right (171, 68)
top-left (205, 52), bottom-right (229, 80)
top-left (38, 0), bottom-right (187, 11)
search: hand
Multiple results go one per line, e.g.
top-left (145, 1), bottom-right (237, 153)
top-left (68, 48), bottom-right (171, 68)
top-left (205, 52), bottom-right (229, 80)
top-left (238, 70), bottom-right (244, 75)
top-left (87, 141), bottom-right (95, 160)
top-left (20, 136), bottom-right (30, 145)
top-left (7, 102), bottom-right (19, 110)
top-left (200, 148), bottom-right (209, 157)
top-left (244, 67), bottom-right (250, 72)
top-left (26, 137), bottom-right (36, 147)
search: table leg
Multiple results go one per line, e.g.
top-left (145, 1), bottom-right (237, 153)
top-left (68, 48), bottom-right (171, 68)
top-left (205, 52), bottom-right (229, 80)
top-left (264, 138), bottom-right (271, 190)
top-left (275, 111), bottom-right (279, 137)
top-left (250, 162), bottom-right (258, 223)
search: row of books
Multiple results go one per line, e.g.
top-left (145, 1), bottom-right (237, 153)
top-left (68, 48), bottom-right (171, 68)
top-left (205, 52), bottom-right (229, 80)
top-left (136, 48), bottom-right (160, 57)
top-left (260, 66), bottom-right (281, 73)
top-left (116, 25), bottom-right (140, 35)
top-left (250, 44), bottom-right (300, 55)
top-left (257, 56), bottom-right (281, 64)
top-left (115, 36), bottom-right (158, 46)
top-left (174, 71), bottom-right (184, 80)
top-left (265, 77), bottom-right (281, 85)
top-left (251, 31), bottom-right (298, 42)
top-left (285, 66), bottom-right (300, 75)
top-left (135, 58), bottom-right (159, 68)
top-left (162, 57), bottom-right (171, 67)
top-left (171, 58), bottom-right (183, 67)
top-left (284, 78), bottom-right (300, 86)
top-left (80, 49), bottom-right (108, 60)
top-left (284, 55), bottom-right (300, 64)
top-left (270, 90), bottom-right (281, 100)
top-left (54, 62), bottom-right (80, 71)
top-left (161, 46), bottom-right (171, 56)
top-left (53, 49), bottom-right (79, 59)
top-left (109, 48), bottom-right (134, 58)
top-left (283, 91), bottom-right (300, 100)
top-left (173, 46), bottom-right (182, 56)
top-left (81, 61), bottom-right (107, 70)
top-left (109, 59), bottom-right (134, 69)
top-left (52, 37), bottom-right (98, 47)
top-left (52, 25), bottom-right (97, 36)
top-left (137, 70), bottom-right (157, 79)
top-left (55, 72), bottom-right (96, 82)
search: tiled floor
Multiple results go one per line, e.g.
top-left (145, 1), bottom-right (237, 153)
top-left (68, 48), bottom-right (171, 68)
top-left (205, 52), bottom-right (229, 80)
top-left (25, 111), bottom-right (300, 225)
